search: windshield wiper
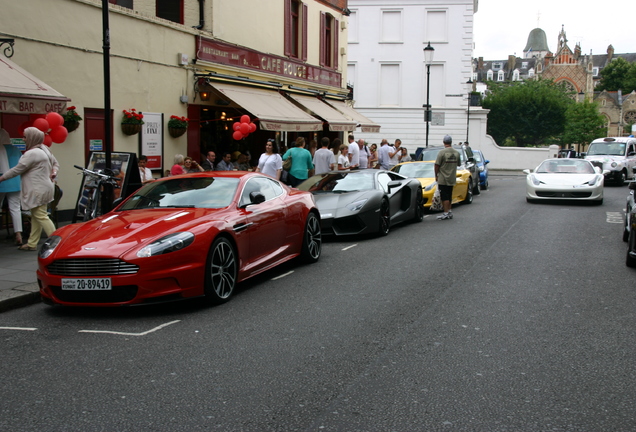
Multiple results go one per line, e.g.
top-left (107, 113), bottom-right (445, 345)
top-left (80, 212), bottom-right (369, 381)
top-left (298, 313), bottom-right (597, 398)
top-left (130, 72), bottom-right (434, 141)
top-left (160, 205), bottom-right (196, 208)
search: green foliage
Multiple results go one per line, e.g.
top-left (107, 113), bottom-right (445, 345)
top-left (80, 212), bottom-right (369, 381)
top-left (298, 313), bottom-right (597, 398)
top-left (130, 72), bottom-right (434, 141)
top-left (482, 79), bottom-right (574, 146)
top-left (562, 100), bottom-right (607, 151)
top-left (596, 58), bottom-right (636, 93)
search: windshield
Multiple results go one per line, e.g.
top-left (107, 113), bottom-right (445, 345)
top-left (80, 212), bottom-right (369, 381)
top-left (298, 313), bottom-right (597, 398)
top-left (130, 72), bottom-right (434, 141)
top-left (119, 177), bottom-right (240, 210)
top-left (419, 147), bottom-right (466, 164)
top-left (587, 142), bottom-right (626, 156)
top-left (536, 160), bottom-right (595, 174)
top-left (392, 162), bottom-right (435, 178)
top-left (297, 171), bottom-right (376, 193)
top-left (472, 152), bottom-right (483, 163)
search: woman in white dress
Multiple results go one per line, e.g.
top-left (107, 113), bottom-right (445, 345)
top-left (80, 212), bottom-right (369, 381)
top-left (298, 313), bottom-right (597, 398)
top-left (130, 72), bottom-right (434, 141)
top-left (255, 139), bottom-right (283, 180)
top-left (337, 144), bottom-right (350, 171)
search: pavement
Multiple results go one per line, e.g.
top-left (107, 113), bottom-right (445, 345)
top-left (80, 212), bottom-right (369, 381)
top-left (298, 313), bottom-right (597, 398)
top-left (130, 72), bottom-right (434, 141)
top-left (0, 169), bottom-right (524, 313)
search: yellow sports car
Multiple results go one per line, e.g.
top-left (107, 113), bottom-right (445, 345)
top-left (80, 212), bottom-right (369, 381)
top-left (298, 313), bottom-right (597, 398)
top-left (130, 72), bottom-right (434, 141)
top-left (391, 161), bottom-right (473, 210)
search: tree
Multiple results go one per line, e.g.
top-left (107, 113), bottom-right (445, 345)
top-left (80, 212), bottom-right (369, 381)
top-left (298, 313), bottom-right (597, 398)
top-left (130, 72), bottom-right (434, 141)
top-left (482, 79), bottom-right (573, 147)
top-left (596, 58), bottom-right (636, 93)
top-left (562, 100), bottom-right (607, 151)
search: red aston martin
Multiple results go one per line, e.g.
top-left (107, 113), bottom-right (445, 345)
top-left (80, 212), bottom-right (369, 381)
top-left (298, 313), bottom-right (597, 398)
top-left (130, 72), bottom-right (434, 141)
top-left (37, 171), bottom-right (322, 306)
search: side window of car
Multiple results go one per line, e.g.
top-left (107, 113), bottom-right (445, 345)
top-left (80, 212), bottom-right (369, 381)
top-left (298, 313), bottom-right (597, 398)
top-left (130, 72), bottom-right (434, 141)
top-left (377, 172), bottom-right (391, 192)
top-left (267, 178), bottom-right (284, 198)
top-left (240, 178), bottom-right (262, 206)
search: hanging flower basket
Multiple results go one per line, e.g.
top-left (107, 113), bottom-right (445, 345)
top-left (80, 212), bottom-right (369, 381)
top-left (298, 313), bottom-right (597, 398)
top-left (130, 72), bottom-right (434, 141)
top-left (121, 123), bottom-right (142, 136)
top-left (62, 106), bottom-right (82, 133)
top-left (64, 120), bottom-right (80, 133)
top-left (168, 127), bottom-right (187, 138)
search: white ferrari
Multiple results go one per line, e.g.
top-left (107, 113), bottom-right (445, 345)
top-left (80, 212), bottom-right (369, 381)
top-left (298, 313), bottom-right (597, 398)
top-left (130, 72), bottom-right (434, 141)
top-left (523, 158), bottom-right (605, 204)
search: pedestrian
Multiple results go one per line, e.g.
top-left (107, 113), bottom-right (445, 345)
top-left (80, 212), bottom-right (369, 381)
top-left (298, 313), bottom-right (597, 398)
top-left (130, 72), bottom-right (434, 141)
top-left (378, 139), bottom-right (391, 170)
top-left (282, 137), bottom-right (314, 187)
top-left (357, 139), bottom-right (371, 169)
top-left (0, 127), bottom-right (59, 251)
top-left (201, 151), bottom-right (216, 171)
top-left (399, 147), bottom-right (412, 163)
top-left (434, 135), bottom-right (461, 220)
top-left (255, 139), bottom-right (283, 180)
top-left (0, 128), bottom-right (23, 245)
top-left (138, 155), bottom-right (154, 184)
top-left (388, 139), bottom-right (402, 169)
top-left (337, 144), bottom-right (351, 170)
top-left (183, 156), bottom-right (204, 173)
top-left (170, 154), bottom-right (186, 175)
top-left (347, 134), bottom-right (360, 170)
top-left (216, 151), bottom-right (234, 171)
top-left (232, 153), bottom-right (250, 171)
top-left (369, 143), bottom-right (378, 168)
top-left (313, 137), bottom-right (336, 174)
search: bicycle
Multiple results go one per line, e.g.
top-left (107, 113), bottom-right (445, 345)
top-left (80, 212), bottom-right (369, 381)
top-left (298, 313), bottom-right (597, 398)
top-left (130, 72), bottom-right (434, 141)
top-left (74, 165), bottom-right (121, 221)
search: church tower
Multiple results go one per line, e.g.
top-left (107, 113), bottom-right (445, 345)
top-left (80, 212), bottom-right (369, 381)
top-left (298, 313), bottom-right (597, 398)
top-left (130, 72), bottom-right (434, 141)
top-left (523, 28), bottom-right (551, 59)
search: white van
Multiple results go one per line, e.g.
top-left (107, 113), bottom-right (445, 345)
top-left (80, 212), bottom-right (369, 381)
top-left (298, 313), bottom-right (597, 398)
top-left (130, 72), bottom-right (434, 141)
top-left (584, 137), bottom-right (636, 185)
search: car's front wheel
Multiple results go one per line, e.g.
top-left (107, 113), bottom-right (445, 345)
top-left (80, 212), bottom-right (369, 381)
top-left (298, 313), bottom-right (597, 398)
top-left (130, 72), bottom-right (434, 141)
top-left (378, 198), bottom-right (390, 236)
top-left (300, 212), bottom-right (321, 263)
top-left (463, 180), bottom-right (473, 204)
top-left (412, 187), bottom-right (424, 222)
top-left (204, 236), bottom-right (238, 304)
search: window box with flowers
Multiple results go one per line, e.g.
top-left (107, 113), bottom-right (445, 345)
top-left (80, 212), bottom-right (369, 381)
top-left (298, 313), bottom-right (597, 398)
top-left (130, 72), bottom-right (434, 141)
top-left (121, 108), bottom-right (144, 136)
top-left (62, 106), bottom-right (82, 132)
top-left (168, 115), bottom-right (189, 138)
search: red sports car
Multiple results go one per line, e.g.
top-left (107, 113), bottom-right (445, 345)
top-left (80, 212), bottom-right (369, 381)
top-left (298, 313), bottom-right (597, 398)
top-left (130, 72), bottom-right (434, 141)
top-left (37, 171), bottom-right (322, 306)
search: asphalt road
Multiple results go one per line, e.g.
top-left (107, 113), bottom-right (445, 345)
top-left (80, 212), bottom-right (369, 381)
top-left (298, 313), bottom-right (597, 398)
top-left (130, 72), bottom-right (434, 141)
top-left (1, 175), bottom-right (635, 431)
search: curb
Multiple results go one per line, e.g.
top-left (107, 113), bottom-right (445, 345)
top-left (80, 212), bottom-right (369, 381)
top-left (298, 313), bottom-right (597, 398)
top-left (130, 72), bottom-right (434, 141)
top-left (0, 283), bottom-right (41, 313)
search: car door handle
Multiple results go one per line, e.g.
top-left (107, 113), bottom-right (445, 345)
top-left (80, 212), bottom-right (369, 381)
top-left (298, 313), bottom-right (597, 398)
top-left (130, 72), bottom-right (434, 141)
top-left (233, 222), bottom-right (253, 232)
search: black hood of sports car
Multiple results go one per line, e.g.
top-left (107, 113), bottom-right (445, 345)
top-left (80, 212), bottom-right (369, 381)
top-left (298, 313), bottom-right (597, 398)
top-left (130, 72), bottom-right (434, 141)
top-left (312, 190), bottom-right (378, 217)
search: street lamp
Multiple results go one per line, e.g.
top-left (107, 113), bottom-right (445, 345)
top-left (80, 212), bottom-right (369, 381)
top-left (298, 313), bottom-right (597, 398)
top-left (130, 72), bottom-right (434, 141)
top-left (466, 79), bottom-right (473, 143)
top-left (423, 42), bottom-right (434, 148)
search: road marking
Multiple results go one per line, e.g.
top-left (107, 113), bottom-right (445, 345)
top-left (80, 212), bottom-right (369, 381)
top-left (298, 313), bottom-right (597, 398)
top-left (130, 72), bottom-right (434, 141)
top-left (342, 244), bottom-right (357, 251)
top-left (607, 212), bottom-right (624, 224)
top-left (79, 320), bottom-right (180, 336)
top-left (272, 271), bottom-right (294, 280)
top-left (0, 326), bottom-right (37, 331)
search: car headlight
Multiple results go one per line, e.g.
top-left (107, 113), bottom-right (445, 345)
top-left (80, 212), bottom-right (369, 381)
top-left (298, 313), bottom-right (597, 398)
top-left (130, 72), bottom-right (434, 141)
top-left (587, 176), bottom-right (599, 186)
top-left (611, 162), bottom-right (618, 168)
top-left (137, 232), bottom-right (195, 257)
top-left (39, 236), bottom-right (61, 259)
top-left (530, 175), bottom-right (541, 186)
top-left (424, 181), bottom-right (437, 191)
top-left (346, 199), bottom-right (368, 212)
top-left (479, 166), bottom-right (485, 172)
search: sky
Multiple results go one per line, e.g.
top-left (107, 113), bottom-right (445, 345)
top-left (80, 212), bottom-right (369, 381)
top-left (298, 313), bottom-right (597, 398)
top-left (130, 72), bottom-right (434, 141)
top-left (473, 0), bottom-right (634, 60)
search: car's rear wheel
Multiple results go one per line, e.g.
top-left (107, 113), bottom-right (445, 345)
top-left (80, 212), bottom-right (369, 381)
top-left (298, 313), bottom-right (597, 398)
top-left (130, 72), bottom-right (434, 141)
top-left (412, 187), bottom-right (424, 222)
top-left (300, 212), bottom-right (321, 263)
top-left (473, 178), bottom-right (481, 195)
top-left (627, 229), bottom-right (636, 268)
top-left (481, 179), bottom-right (488, 190)
top-left (463, 180), bottom-right (473, 204)
top-left (204, 237), bottom-right (238, 304)
top-left (378, 198), bottom-right (390, 236)
top-left (624, 215), bottom-right (630, 242)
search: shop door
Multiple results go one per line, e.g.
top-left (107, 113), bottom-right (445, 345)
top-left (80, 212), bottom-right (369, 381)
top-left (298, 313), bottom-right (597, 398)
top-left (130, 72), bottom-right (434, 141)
top-left (83, 108), bottom-right (113, 166)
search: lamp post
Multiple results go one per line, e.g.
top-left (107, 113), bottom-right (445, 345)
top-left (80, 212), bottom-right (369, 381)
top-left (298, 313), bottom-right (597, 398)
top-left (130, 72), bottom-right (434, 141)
top-left (423, 42), bottom-right (434, 148)
top-left (466, 79), bottom-right (473, 143)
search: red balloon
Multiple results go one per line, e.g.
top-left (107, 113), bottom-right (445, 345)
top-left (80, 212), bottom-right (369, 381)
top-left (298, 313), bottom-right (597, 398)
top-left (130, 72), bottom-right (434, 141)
top-left (240, 115), bottom-right (250, 124)
top-left (240, 123), bottom-right (250, 135)
top-left (43, 134), bottom-right (53, 146)
top-left (232, 131), bottom-right (244, 141)
top-left (233, 122), bottom-right (241, 131)
top-left (18, 121), bottom-right (32, 137)
top-left (46, 112), bottom-right (64, 129)
top-left (49, 126), bottom-right (68, 143)
top-left (33, 118), bottom-right (50, 133)
top-left (248, 122), bottom-right (257, 133)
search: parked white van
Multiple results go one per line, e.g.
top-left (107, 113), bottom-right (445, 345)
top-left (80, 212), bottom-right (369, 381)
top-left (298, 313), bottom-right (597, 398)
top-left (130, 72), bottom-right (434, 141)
top-left (584, 137), bottom-right (636, 185)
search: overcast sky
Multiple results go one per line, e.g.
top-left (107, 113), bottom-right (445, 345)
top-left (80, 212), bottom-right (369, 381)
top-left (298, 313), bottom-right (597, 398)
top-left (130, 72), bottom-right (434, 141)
top-left (472, 0), bottom-right (633, 60)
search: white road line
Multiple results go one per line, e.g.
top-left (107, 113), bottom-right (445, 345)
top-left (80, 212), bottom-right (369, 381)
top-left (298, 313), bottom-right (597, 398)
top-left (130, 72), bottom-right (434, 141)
top-left (607, 212), bottom-right (624, 224)
top-left (0, 327), bottom-right (37, 331)
top-left (342, 244), bottom-right (357, 251)
top-left (79, 320), bottom-right (181, 336)
top-left (272, 271), bottom-right (294, 280)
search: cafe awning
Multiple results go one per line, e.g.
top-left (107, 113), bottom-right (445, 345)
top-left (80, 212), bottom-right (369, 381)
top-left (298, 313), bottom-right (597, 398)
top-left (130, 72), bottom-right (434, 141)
top-left (210, 82), bottom-right (323, 132)
top-left (285, 93), bottom-right (357, 132)
top-left (322, 99), bottom-right (381, 133)
top-left (0, 56), bottom-right (69, 114)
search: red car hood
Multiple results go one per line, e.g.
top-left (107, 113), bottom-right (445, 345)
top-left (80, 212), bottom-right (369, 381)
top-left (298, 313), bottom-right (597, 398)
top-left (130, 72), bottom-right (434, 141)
top-left (51, 209), bottom-right (225, 258)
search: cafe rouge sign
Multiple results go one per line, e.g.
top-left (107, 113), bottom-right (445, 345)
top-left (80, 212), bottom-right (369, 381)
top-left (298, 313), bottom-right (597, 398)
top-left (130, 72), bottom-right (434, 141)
top-left (196, 37), bottom-right (342, 88)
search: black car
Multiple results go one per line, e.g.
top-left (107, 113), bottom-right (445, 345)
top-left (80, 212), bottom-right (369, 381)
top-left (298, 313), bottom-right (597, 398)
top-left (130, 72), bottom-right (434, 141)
top-left (414, 144), bottom-right (480, 195)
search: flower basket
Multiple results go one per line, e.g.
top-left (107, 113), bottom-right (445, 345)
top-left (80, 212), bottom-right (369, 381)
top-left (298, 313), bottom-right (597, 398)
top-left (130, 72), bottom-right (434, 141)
top-left (64, 120), bottom-right (80, 132)
top-left (121, 123), bottom-right (142, 136)
top-left (168, 127), bottom-right (187, 138)
top-left (62, 106), bottom-right (82, 133)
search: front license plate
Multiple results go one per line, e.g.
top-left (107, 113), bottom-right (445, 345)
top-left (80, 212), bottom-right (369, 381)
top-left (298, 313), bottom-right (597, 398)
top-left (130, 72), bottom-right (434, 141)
top-left (61, 278), bottom-right (112, 291)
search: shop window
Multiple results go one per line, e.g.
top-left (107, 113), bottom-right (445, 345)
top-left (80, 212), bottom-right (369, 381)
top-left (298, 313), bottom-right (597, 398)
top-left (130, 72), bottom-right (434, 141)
top-left (109, 0), bottom-right (133, 8)
top-left (157, 0), bottom-right (183, 24)
top-left (320, 12), bottom-right (339, 69)
top-left (285, 0), bottom-right (307, 60)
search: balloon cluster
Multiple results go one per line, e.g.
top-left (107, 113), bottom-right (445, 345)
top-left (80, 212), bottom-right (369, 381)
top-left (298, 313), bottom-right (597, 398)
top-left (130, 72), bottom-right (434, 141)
top-left (18, 112), bottom-right (68, 147)
top-left (232, 115), bottom-right (257, 140)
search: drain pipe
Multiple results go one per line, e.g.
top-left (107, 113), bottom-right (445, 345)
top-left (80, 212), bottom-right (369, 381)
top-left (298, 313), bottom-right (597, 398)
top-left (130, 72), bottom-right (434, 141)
top-left (193, 0), bottom-right (205, 29)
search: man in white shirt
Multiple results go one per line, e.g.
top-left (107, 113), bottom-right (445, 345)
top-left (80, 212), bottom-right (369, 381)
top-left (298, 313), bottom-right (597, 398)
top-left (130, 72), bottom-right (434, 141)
top-left (347, 134), bottom-right (360, 170)
top-left (138, 155), bottom-right (154, 184)
top-left (357, 138), bottom-right (371, 169)
top-left (378, 139), bottom-right (391, 170)
top-left (388, 139), bottom-right (402, 169)
top-left (313, 137), bottom-right (336, 174)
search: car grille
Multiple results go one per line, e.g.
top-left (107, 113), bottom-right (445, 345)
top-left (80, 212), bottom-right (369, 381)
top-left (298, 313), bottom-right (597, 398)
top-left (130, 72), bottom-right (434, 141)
top-left (49, 285), bottom-right (138, 303)
top-left (536, 191), bottom-right (593, 198)
top-left (47, 259), bottom-right (139, 276)
top-left (333, 215), bottom-right (365, 235)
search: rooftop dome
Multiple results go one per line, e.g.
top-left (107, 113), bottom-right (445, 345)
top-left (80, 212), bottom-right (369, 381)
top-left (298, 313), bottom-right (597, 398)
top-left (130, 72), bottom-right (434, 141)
top-left (524, 28), bottom-right (550, 52)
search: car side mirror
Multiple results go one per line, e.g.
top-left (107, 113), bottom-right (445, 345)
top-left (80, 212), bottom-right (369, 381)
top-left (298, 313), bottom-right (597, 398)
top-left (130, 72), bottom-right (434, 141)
top-left (250, 192), bottom-right (266, 205)
top-left (484, 160), bottom-right (490, 165)
top-left (523, 169), bottom-right (531, 175)
top-left (387, 180), bottom-right (402, 190)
